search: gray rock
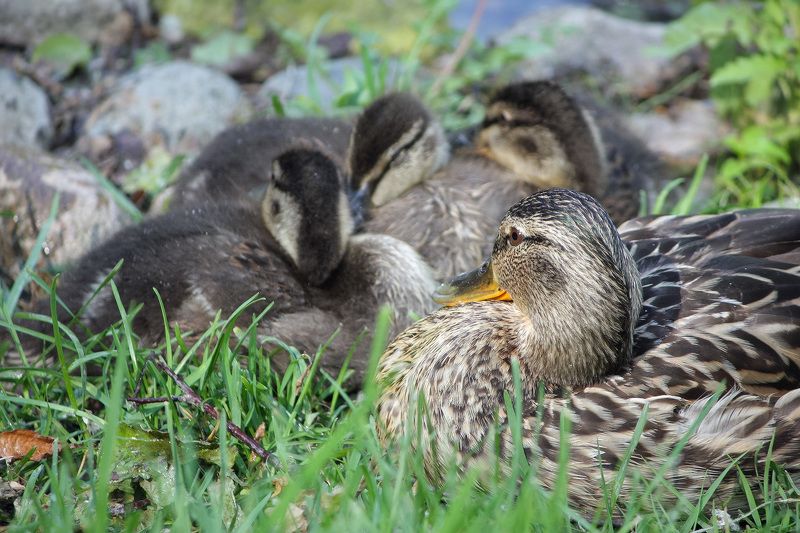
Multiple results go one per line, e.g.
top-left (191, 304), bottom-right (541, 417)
top-left (500, 6), bottom-right (675, 97)
top-left (0, 0), bottom-right (123, 47)
top-left (159, 14), bottom-right (184, 44)
top-left (0, 69), bottom-right (52, 149)
top-left (764, 197), bottom-right (800, 209)
top-left (0, 144), bottom-right (132, 282)
top-left (82, 61), bottom-right (252, 156)
top-left (258, 57), bottom-right (401, 112)
top-left (625, 99), bottom-right (731, 168)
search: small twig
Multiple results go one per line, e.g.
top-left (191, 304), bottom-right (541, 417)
top-left (130, 355), bottom-right (152, 398)
top-left (127, 395), bottom-right (182, 405)
top-left (128, 357), bottom-right (281, 468)
top-left (428, 0), bottom-right (488, 98)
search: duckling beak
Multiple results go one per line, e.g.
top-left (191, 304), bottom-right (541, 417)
top-left (432, 259), bottom-right (512, 306)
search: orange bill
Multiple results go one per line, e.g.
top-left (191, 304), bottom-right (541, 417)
top-left (432, 259), bottom-right (512, 306)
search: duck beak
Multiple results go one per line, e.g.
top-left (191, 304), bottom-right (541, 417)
top-left (432, 259), bottom-right (512, 306)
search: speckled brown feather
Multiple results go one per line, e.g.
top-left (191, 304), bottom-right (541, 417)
top-left (377, 192), bottom-right (800, 515)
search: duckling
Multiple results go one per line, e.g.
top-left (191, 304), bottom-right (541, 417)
top-left (8, 148), bottom-right (436, 387)
top-left (377, 189), bottom-right (800, 514)
top-left (354, 81), bottom-right (660, 278)
top-left (348, 92), bottom-right (450, 209)
top-left (169, 117), bottom-right (353, 209)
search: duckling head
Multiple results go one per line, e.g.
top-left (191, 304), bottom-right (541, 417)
top-left (348, 92), bottom-right (449, 208)
top-left (434, 188), bottom-right (642, 384)
top-left (261, 148), bottom-right (354, 286)
top-left (476, 81), bottom-right (607, 199)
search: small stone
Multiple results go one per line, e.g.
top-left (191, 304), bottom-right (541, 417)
top-left (0, 68), bottom-right (53, 149)
top-left (499, 6), bottom-right (678, 98)
top-left (0, 0), bottom-right (123, 47)
top-left (764, 197), bottom-right (800, 209)
top-left (82, 61), bottom-right (252, 156)
top-left (0, 144), bottom-right (132, 282)
top-left (159, 14), bottom-right (184, 45)
top-left (625, 99), bottom-right (731, 168)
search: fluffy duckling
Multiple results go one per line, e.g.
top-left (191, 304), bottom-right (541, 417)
top-left (9, 148), bottom-right (436, 387)
top-left (377, 189), bottom-right (800, 513)
top-left (354, 81), bottom-right (659, 278)
top-left (348, 92), bottom-right (450, 209)
top-left (169, 117), bottom-right (353, 209)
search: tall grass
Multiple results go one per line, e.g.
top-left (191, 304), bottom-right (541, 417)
top-left (2, 284), bottom-right (800, 531)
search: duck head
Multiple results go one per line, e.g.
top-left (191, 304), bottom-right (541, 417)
top-left (261, 148), bottom-right (354, 286)
top-left (348, 92), bottom-right (449, 209)
top-left (476, 81), bottom-right (607, 199)
top-left (434, 188), bottom-right (643, 384)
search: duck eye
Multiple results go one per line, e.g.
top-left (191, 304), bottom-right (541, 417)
top-left (508, 228), bottom-right (524, 246)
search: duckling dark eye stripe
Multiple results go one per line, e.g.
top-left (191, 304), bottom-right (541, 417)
top-left (483, 117), bottom-right (539, 129)
top-left (377, 120), bottom-right (427, 180)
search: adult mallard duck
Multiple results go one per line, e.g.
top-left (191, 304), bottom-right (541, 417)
top-left (354, 82), bottom-right (662, 278)
top-left (8, 148), bottom-right (436, 387)
top-left (377, 188), bottom-right (800, 513)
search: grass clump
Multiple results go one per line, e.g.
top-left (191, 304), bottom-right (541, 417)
top-left (3, 279), bottom-right (800, 530)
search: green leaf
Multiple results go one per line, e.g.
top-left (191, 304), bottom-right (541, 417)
top-left (662, 3), bottom-right (743, 57)
top-left (32, 33), bottom-right (91, 76)
top-left (190, 31), bottom-right (254, 67)
top-left (725, 126), bottom-right (791, 163)
top-left (711, 55), bottom-right (785, 87)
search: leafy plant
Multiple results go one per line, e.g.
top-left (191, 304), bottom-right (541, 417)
top-left (133, 41), bottom-right (172, 69)
top-left (665, 0), bottom-right (800, 208)
top-left (268, 0), bottom-right (547, 132)
top-left (32, 33), bottom-right (92, 78)
top-left (190, 31), bottom-right (255, 67)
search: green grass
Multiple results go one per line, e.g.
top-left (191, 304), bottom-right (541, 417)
top-left (3, 2), bottom-right (800, 530)
top-left (3, 293), bottom-right (800, 531)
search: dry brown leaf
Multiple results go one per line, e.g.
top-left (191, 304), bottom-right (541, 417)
top-left (272, 476), bottom-right (288, 497)
top-left (249, 422), bottom-right (267, 462)
top-left (286, 502), bottom-right (308, 533)
top-left (0, 429), bottom-right (56, 462)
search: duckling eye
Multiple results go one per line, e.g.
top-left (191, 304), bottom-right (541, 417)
top-left (271, 200), bottom-right (281, 216)
top-left (508, 228), bottom-right (524, 246)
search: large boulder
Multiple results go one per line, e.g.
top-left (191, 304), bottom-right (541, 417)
top-left (0, 68), bottom-right (52, 150)
top-left (499, 6), bottom-right (677, 97)
top-left (81, 61), bottom-right (252, 157)
top-left (0, 144), bottom-right (132, 284)
top-left (625, 99), bottom-right (731, 168)
top-left (0, 0), bottom-right (123, 47)
top-left (258, 57), bottom-right (402, 113)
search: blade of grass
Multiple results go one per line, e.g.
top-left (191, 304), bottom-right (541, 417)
top-left (89, 339), bottom-right (128, 533)
top-left (80, 157), bottom-right (143, 223)
top-left (4, 192), bottom-right (60, 317)
top-left (672, 154), bottom-right (709, 215)
top-left (0, 392), bottom-right (105, 426)
top-left (48, 275), bottom-right (79, 417)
